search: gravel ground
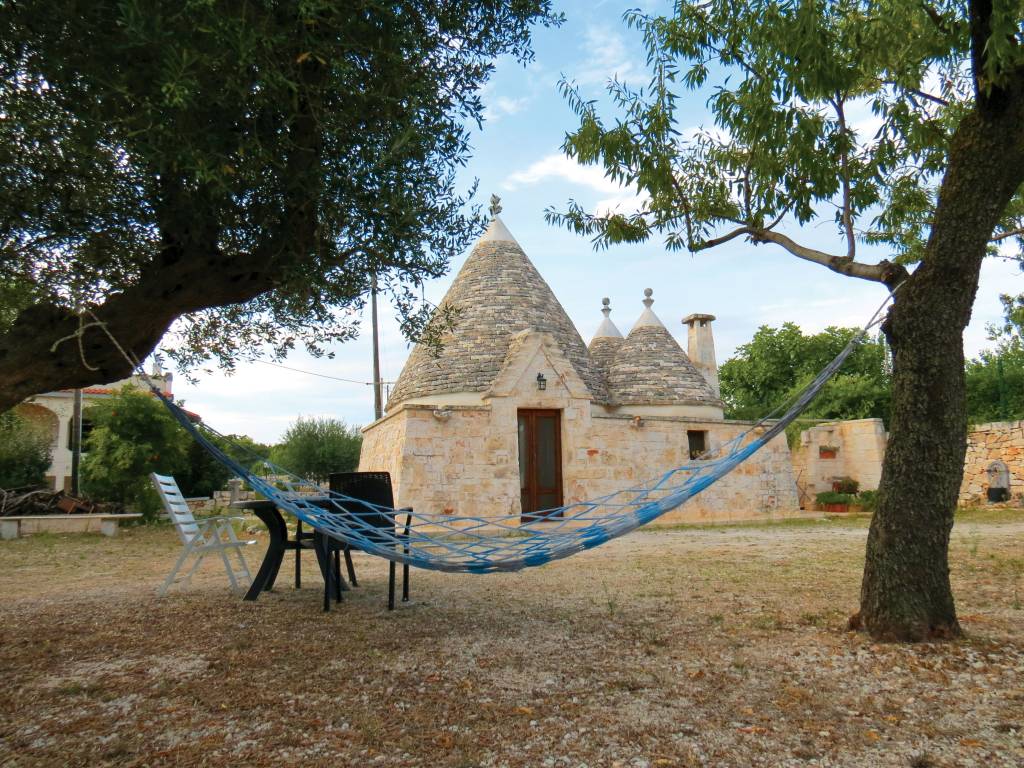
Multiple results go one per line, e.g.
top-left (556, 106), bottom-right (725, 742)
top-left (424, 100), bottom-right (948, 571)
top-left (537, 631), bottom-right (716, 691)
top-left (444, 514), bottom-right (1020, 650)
top-left (0, 510), bottom-right (1022, 767)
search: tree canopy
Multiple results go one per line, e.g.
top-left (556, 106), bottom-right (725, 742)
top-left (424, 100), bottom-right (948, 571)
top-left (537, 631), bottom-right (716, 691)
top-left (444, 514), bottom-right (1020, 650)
top-left (0, 0), bottom-right (559, 411)
top-left (966, 293), bottom-right (1024, 422)
top-left (549, 0), bottom-right (1023, 272)
top-left (271, 416), bottom-right (362, 483)
top-left (720, 323), bottom-right (890, 423)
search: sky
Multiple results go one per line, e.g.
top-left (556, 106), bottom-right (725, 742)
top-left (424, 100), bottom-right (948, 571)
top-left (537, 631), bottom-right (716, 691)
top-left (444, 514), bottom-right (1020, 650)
top-left (172, 0), bottom-right (1024, 444)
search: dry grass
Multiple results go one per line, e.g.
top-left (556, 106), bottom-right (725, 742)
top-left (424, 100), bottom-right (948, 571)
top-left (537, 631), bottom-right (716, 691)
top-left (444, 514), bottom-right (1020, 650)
top-left (1, 509), bottom-right (1022, 767)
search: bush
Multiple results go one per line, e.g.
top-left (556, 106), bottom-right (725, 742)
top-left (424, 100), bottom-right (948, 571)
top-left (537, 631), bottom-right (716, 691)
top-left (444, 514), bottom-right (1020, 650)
top-left (857, 489), bottom-right (879, 512)
top-left (832, 476), bottom-right (860, 494)
top-left (81, 387), bottom-right (189, 520)
top-left (0, 410), bottom-right (52, 489)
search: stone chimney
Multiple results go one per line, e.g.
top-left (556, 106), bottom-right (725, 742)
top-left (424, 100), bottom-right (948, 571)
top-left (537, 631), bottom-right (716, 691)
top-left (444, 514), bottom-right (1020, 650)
top-left (682, 313), bottom-right (719, 398)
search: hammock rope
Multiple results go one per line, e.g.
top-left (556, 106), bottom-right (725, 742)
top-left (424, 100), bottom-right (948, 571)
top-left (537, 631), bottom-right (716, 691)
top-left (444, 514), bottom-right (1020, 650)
top-left (79, 293), bottom-right (893, 574)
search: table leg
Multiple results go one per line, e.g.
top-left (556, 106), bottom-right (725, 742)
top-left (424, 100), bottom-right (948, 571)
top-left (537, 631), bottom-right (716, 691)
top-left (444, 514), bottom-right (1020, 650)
top-left (244, 507), bottom-right (288, 601)
top-left (295, 519), bottom-right (303, 589)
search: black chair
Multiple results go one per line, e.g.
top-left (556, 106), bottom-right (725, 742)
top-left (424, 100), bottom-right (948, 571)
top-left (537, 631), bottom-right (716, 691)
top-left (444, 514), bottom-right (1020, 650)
top-left (322, 471), bottom-right (412, 611)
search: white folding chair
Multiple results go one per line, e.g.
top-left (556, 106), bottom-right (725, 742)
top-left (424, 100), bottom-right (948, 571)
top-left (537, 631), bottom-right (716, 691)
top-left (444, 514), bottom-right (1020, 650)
top-left (151, 473), bottom-right (256, 596)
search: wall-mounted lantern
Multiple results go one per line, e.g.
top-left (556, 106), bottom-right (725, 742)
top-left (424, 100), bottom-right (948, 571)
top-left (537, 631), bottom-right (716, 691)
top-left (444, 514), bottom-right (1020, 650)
top-left (536, 373), bottom-right (547, 391)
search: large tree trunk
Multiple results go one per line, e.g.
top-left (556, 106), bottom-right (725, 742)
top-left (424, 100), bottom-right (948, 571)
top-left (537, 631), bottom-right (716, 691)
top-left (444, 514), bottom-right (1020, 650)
top-left (0, 249), bottom-right (279, 414)
top-left (858, 92), bottom-right (1024, 641)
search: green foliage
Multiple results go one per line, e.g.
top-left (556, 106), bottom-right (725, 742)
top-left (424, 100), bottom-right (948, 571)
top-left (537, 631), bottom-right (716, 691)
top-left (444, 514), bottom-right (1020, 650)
top-left (0, 1), bottom-right (560, 373)
top-left (719, 323), bottom-right (890, 422)
top-left (0, 410), bottom-right (52, 489)
top-left (966, 293), bottom-right (1024, 423)
top-left (547, 1), bottom-right (1024, 264)
top-left (272, 417), bottom-right (362, 484)
top-left (858, 489), bottom-right (879, 512)
top-left (834, 477), bottom-right (860, 494)
top-left (81, 387), bottom-right (191, 518)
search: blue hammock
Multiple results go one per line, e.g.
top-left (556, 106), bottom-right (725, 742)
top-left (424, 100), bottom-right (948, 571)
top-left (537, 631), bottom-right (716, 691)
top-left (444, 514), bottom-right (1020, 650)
top-left (146, 300), bottom-right (886, 574)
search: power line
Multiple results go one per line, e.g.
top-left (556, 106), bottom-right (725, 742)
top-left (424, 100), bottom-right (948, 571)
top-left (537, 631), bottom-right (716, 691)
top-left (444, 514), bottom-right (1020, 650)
top-left (254, 360), bottom-right (393, 387)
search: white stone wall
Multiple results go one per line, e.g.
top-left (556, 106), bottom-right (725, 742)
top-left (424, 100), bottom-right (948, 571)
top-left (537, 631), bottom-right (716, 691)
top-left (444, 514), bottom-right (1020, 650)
top-left (360, 333), bottom-right (801, 526)
top-left (791, 419), bottom-right (888, 506)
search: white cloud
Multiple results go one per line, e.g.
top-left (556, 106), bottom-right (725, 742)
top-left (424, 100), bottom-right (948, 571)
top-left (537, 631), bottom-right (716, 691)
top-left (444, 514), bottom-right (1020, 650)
top-left (572, 25), bottom-right (642, 86)
top-left (503, 153), bottom-right (621, 193)
top-left (484, 95), bottom-right (529, 124)
top-left (593, 191), bottom-right (650, 217)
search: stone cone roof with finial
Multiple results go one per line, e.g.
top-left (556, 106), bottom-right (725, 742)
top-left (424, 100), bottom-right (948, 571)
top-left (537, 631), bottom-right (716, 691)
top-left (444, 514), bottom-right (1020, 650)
top-left (386, 214), bottom-right (609, 409)
top-left (605, 289), bottom-right (721, 406)
top-left (588, 297), bottom-right (624, 376)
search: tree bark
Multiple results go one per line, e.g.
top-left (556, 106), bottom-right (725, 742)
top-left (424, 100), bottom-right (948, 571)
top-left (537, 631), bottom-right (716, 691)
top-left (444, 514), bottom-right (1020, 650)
top-left (0, 250), bottom-right (278, 413)
top-left (857, 87), bottom-right (1024, 641)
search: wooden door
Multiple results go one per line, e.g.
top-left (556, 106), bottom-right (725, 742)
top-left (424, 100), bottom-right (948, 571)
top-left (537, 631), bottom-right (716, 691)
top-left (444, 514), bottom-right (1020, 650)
top-left (518, 409), bottom-right (563, 521)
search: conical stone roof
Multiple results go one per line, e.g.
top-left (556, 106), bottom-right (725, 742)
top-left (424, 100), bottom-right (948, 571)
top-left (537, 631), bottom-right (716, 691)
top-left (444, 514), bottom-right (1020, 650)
top-left (387, 216), bottom-right (608, 409)
top-left (607, 289), bottom-right (720, 406)
top-left (588, 298), bottom-right (624, 377)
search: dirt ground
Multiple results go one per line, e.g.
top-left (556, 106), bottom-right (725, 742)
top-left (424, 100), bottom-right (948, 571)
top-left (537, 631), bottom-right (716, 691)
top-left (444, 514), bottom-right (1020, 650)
top-left (0, 510), bottom-right (1022, 768)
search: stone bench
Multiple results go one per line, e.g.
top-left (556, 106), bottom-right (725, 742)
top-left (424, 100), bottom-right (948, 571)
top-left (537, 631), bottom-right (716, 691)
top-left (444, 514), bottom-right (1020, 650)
top-left (0, 514), bottom-right (143, 540)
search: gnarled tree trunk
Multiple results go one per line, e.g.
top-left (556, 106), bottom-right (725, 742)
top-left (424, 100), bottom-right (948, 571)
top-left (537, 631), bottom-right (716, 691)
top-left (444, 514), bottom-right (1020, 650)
top-left (858, 89), bottom-right (1024, 641)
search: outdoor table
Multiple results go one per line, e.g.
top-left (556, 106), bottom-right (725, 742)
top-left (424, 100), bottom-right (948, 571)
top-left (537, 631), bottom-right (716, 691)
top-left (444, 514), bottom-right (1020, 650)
top-left (231, 499), bottom-right (351, 602)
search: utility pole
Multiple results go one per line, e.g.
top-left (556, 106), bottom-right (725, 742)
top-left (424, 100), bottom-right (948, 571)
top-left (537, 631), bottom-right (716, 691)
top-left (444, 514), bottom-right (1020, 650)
top-left (371, 273), bottom-right (383, 421)
top-left (70, 388), bottom-right (83, 495)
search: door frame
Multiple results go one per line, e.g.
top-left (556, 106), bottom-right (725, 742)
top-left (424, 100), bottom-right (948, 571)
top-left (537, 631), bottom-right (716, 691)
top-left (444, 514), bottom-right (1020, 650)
top-left (517, 408), bottom-right (563, 522)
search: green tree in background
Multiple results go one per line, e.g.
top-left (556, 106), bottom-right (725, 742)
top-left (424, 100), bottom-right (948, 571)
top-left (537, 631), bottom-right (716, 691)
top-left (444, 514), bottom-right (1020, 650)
top-left (272, 417), bottom-right (362, 484)
top-left (966, 294), bottom-right (1024, 422)
top-left (720, 324), bottom-right (890, 423)
top-left (0, 411), bottom-right (52, 489)
top-left (0, 1), bottom-right (560, 412)
top-left (81, 388), bottom-right (190, 518)
top-left (550, 0), bottom-right (1024, 641)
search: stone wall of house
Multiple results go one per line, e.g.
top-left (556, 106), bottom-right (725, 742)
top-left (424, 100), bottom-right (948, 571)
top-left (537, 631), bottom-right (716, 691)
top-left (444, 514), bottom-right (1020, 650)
top-left (959, 420), bottom-right (1024, 504)
top-left (360, 405), bottom-right (801, 525)
top-left (360, 334), bottom-right (802, 525)
top-left (791, 419), bottom-right (888, 507)
top-left (577, 415), bottom-right (799, 524)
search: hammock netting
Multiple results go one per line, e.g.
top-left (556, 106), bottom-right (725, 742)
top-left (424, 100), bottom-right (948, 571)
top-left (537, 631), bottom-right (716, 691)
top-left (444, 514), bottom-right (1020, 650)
top-left (151, 300), bottom-right (887, 574)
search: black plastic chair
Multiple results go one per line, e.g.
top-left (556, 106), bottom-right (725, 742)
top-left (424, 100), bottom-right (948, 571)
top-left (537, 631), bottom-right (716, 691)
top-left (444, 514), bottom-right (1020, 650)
top-left (323, 471), bottom-right (412, 611)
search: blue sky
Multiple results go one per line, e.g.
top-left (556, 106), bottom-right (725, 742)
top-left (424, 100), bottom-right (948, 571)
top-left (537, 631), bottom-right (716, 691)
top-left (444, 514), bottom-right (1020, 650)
top-left (172, 1), bottom-right (1024, 443)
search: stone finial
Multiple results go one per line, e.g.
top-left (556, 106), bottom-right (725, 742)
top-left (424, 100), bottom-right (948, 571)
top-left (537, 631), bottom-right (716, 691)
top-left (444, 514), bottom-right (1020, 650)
top-left (642, 288), bottom-right (654, 309)
top-left (489, 194), bottom-right (502, 217)
top-left (592, 297), bottom-right (623, 341)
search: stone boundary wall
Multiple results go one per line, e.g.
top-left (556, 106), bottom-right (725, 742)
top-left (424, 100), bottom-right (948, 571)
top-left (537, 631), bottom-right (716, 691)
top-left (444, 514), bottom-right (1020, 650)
top-left (960, 420), bottom-right (1024, 504)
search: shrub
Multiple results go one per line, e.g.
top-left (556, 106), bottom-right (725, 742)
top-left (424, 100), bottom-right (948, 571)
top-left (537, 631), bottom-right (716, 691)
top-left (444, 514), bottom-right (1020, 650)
top-left (833, 476), bottom-right (860, 494)
top-left (81, 387), bottom-right (189, 520)
top-left (0, 410), bottom-right (52, 489)
top-left (857, 489), bottom-right (879, 512)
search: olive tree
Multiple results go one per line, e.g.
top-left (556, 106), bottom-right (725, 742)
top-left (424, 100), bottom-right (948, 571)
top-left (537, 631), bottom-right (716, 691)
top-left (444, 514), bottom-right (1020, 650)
top-left (551, 0), bottom-right (1024, 640)
top-left (0, 0), bottom-right (558, 411)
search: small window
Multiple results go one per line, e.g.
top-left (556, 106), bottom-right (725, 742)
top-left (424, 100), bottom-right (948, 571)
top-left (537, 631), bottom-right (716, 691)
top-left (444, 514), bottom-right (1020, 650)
top-left (687, 430), bottom-right (708, 460)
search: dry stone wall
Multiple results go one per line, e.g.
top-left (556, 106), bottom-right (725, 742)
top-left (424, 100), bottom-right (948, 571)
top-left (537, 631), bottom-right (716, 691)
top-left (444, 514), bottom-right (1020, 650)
top-left (959, 420), bottom-right (1024, 504)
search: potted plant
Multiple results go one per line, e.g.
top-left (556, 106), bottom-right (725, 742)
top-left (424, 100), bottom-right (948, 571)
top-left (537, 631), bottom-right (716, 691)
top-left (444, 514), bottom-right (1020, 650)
top-left (818, 444), bottom-right (839, 459)
top-left (832, 477), bottom-right (859, 494)
top-left (815, 490), bottom-right (855, 513)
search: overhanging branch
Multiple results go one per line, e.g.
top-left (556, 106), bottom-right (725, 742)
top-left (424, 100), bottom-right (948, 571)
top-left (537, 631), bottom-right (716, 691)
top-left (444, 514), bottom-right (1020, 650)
top-left (695, 224), bottom-right (907, 287)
